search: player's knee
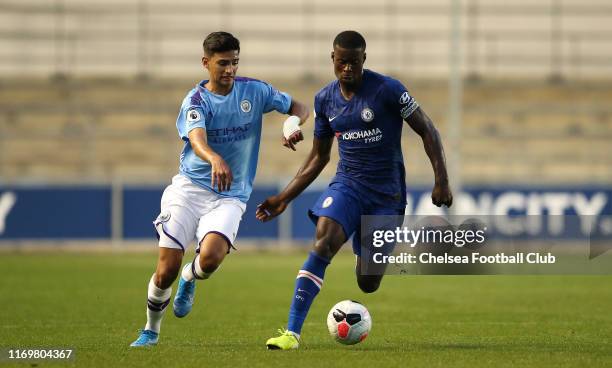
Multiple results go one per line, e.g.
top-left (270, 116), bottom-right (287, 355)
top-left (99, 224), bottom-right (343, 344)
top-left (356, 274), bottom-right (382, 294)
top-left (313, 229), bottom-right (343, 259)
top-left (198, 233), bottom-right (230, 273)
top-left (155, 247), bottom-right (183, 288)
top-left (198, 245), bottom-right (227, 273)
top-left (313, 238), bottom-right (336, 260)
top-left (198, 253), bottom-right (223, 273)
top-left (155, 266), bottom-right (179, 289)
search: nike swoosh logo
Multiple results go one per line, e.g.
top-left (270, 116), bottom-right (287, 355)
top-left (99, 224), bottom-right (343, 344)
top-left (297, 288), bottom-right (312, 295)
top-left (328, 115), bottom-right (338, 122)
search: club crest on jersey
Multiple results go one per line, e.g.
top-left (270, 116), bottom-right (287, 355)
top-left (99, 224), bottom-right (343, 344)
top-left (157, 211), bottom-right (171, 223)
top-left (322, 196), bottom-right (333, 208)
top-left (361, 107), bottom-right (374, 123)
top-left (240, 99), bottom-right (252, 113)
top-left (399, 91), bottom-right (411, 104)
top-left (187, 109), bottom-right (201, 123)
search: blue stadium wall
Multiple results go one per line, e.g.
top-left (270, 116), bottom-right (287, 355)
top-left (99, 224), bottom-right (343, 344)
top-left (0, 185), bottom-right (611, 242)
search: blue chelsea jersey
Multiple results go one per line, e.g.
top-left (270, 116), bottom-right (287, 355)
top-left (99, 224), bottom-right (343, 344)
top-left (313, 69), bottom-right (419, 206)
top-left (176, 77), bottom-right (292, 203)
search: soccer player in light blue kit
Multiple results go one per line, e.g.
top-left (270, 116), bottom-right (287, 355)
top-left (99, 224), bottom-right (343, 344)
top-left (131, 32), bottom-right (309, 347)
top-left (257, 31), bottom-right (453, 349)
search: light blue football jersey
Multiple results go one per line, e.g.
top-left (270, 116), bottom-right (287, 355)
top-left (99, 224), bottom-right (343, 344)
top-left (176, 77), bottom-right (292, 203)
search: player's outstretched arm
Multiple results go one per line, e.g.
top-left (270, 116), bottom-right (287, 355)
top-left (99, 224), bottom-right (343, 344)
top-left (405, 107), bottom-right (453, 207)
top-left (282, 99), bottom-right (310, 151)
top-left (256, 136), bottom-right (333, 222)
top-left (188, 127), bottom-right (233, 192)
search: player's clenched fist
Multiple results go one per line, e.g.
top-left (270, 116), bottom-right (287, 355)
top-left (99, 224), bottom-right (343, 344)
top-left (209, 154), bottom-right (233, 192)
top-left (431, 183), bottom-right (453, 207)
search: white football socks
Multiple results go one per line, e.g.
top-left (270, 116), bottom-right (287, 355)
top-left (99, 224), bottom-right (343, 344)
top-left (181, 254), bottom-right (213, 281)
top-left (144, 274), bottom-right (172, 333)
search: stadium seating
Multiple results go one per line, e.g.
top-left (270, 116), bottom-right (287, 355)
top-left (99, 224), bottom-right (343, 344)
top-left (1, 1), bottom-right (610, 185)
top-left (0, 78), bottom-right (610, 185)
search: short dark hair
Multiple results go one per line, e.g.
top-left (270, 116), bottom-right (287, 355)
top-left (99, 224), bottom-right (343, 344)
top-left (333, 30), bottom-right (366, 50)
top-left (203, 31), bottom-right (240, 56)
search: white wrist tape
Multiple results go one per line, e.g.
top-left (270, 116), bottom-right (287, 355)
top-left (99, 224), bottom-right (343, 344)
top-left (283, 115), bottom-right (301, 139)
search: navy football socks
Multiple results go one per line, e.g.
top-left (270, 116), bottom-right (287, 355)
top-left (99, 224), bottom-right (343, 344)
top-left (287, 251), bottom-right (331, 335)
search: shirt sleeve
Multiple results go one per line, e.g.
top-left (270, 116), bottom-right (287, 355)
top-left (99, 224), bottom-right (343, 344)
top-left (384, 78), bottom-right (419, 120)
top-left (262, 82), bottom-right (292, 114)
top-left (176, 104), bottom-right (208, 141)
top-left (313, 93), bottom-right (334, 139)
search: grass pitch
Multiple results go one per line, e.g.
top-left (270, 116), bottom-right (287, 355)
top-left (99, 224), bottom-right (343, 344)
top-left (0, 250), bottom-right (611, 367)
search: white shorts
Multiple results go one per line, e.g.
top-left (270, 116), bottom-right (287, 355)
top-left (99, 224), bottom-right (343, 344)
top-left (153, 174), bottom-right (246, 253)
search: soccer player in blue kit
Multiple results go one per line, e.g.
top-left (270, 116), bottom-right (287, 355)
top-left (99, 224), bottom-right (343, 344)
top-left (130, 32), bottom-right (309, 347)
top-left (257, 31), bottom-right (453, 350)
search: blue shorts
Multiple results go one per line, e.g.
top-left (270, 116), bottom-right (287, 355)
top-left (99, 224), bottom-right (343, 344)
top-left (308, 182), bottom-right (405, 256)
